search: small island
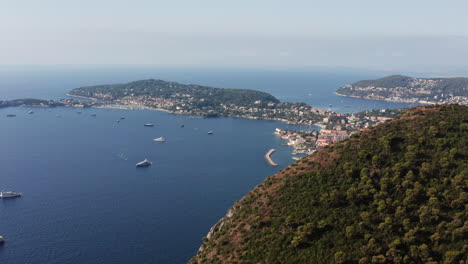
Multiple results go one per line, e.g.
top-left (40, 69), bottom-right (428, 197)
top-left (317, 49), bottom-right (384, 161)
top-left (336, 75), bottom-right (468, 105)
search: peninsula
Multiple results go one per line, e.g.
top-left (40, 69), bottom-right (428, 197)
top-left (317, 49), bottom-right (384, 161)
top-left (67, 79), bottom-right (326, 125)
top-left (336, 75), bottom-right (468, 105)
top-left (0, 98), bottom-right (66, 108)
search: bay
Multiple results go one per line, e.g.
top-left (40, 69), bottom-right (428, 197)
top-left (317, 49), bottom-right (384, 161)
top-left (0, 66), bottom-right (417, 263)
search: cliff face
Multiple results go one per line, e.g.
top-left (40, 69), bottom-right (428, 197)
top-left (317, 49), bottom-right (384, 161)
top-left (190, 105), bottom-right (468, 264)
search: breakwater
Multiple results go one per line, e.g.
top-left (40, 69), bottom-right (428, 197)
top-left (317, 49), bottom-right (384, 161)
top-left (265, 149), bottom-right (278, 166)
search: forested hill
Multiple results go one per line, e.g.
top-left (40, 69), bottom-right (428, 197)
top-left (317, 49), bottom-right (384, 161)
top-left (336, 75), bottom-right (468, 105)
top-left (68, 79), bottom-right (280, 107)
top-left (190, 104), bottom-right (468, 264)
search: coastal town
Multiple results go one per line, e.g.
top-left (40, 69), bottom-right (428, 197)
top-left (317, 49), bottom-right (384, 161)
top-left (273, 108), bottom-right (399, 156)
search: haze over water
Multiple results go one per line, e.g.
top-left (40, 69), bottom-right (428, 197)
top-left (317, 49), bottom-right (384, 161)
top-left (0, 67), bottom-right (418, 263)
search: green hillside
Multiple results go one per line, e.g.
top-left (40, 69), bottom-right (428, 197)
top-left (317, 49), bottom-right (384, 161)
top-left (190, 104), bottom-right (468, 264)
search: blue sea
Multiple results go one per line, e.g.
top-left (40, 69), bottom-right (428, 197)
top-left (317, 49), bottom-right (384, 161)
top-left (0, 66), bottom-right (418, 264)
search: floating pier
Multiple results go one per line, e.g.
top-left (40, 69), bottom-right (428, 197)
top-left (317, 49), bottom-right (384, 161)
top-left (265, 149), bottom-right (278, 167)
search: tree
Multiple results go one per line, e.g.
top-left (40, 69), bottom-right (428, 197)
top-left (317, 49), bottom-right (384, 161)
top-left (334, 251), bottom-right (347, 264)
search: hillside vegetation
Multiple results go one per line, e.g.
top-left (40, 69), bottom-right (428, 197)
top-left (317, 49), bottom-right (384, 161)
top-left (190, 104), bottom-right (468, 264)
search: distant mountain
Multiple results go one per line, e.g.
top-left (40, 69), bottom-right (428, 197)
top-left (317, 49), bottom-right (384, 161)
top-left (190, 104), bottom-right (468, 264)
top-left (336, 75), bottom-right (468, 105)
top-left (68, 79), bottom-right (280, 107)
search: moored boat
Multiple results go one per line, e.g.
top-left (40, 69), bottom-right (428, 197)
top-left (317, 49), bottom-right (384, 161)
top-left (144, 123), bottom-right (154, 127)
top-left (208, 131), bottom-right (214, 135)
top-left (153, 137), bottom-right (166, 142)
top-left (6, 114), bottom-right (16, 117)
top-left (0, 191), bottom-right (22, 199)
top-left (136, 159), bottom-right (152, 167)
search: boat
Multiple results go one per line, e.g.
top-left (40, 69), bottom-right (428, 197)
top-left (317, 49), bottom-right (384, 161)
top-left (116, 120), bottom-right (120, 123)
top-left (144, 123), bottom-right (154, 127)
top-left (208, 131), bottom-right (214, 135)
top-left (6, 114), bottom-right (16, 117)
top-left (180, 124), bottom-right (184, 128)
top-left (0, 191), bottom-right (22, 199)
top-left (136, 159), bottom-right (152, 167)
top-left (28, 111), bottom-right (34, 114)
top-left (120, 117), bottom-right (125, 119)
top-left (153, 137), bottom-right (166, 142)
top-left (77, 111), bottom-right (82, 114)
top-left (90, 113), bottom-right (97, 116)
top-left (0, 236), bottom-right (4, 244)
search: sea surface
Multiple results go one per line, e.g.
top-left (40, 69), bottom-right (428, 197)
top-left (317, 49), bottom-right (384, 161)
top-left (0, 66), bottom-right (418, 264)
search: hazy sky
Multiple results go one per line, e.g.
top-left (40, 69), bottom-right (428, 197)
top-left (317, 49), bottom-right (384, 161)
top-left (1, 0), bottom-right (468, 71)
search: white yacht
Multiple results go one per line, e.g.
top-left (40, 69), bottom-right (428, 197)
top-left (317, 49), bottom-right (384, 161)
top-left (153, 137), bottom-right (166, 142)
top-left (0, 191), bottom-right (22, 199)
top-left (136, 159), bottom-right (152, 167)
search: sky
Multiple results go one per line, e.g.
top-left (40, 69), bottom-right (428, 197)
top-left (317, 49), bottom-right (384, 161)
top-left (1, 0), bottom-right (468, 72)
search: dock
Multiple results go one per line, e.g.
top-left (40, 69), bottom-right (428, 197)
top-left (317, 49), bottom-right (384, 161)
top-left (265, 149), bottom-right (278, 167)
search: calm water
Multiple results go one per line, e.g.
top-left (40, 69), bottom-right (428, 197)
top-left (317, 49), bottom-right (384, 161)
top-left (0, 66), bottom-right (419, 112)
top-left (0, 67), bottom-right (418, 263)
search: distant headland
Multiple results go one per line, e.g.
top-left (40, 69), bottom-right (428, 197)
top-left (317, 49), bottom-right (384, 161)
top-left (336, 75), bottom-right (468, 105)
top-left (67, 79), bottom-right (327, 125)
